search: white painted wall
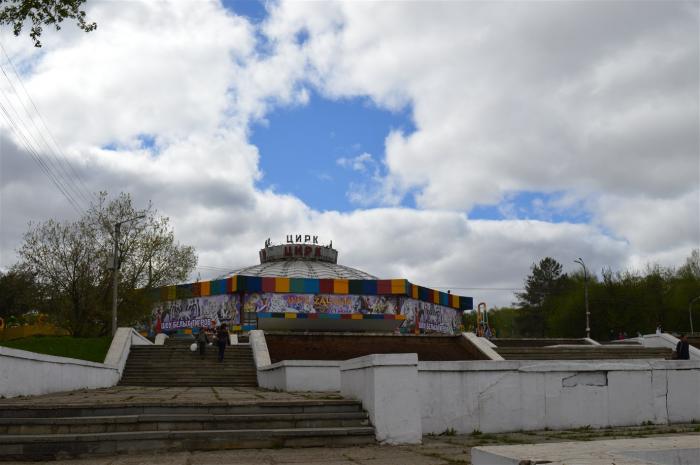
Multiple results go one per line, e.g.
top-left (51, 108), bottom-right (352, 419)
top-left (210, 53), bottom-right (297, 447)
top-left (418, 359), bottom-right (700, 434)
top-left (340, 354), bottom-right (422, 445)
top-left (258, 360), bottom-right (341, 391)
top-left (0, 327), bottom-right (152, 398)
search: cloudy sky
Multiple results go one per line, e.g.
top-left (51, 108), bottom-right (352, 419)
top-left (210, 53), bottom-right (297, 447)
top-left (0, 0), bottom-right (698, 307)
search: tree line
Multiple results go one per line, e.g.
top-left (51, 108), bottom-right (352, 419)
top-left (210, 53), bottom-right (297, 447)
top-left (471, 252), bottom-right (700, 340)
top-left (0, 193), bottom-right (197, 336)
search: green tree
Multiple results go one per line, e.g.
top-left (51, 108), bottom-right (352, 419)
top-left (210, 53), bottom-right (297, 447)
top-left (15, 192), bottom-right (197, 336)
top-left (0, 269), bottom-right (39, 319)
top-left (0, 0), bottom-right (96, 47)
top-left (515, 257), bottom-right (567, 336)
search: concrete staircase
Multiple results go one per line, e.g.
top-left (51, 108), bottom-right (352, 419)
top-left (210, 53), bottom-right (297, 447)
top-left (119, 343), bottom-right (258, 387)
top-left (495, 345), bottom-right (673, 360)
top-left (0, 399), bottom-right (374, 460)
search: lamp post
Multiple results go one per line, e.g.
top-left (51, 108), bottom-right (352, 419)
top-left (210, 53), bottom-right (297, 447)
top-left (574, 258), bottom-right (590, 339)
top-left (111, 215), bottom-right (145, 337)
top-left (689, 296), bottom-right (700, 336)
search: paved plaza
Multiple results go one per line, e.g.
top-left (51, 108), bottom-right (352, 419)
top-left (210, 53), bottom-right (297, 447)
top-left (2, 387), bottom-right (699, 465)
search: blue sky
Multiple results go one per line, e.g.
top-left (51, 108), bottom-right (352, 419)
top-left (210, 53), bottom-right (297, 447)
top-left (222, 0), bottom-right (268, 23)
top-left (251, 92), bottom-right (415, 212)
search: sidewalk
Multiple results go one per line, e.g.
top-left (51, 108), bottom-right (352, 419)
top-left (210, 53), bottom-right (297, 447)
top-left (3, 422), bottom-right (698, 464)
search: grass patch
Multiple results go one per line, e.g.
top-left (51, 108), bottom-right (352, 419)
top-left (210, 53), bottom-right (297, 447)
top-left (0, 335), bottom-right (111, 363)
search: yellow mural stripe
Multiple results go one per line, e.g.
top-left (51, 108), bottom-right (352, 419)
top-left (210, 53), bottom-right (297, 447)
top-left (333, 279), bottom-right (349, 294)
top-left (275, 277), bottom-right (290, 293)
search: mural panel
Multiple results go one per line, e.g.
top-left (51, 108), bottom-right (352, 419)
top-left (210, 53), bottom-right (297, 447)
top-left (399, 298), bottom-right (461, 335)
top-left (152, 294), bottom-right (240, 332)
top-left (242, 293), bottom-right (398, 315)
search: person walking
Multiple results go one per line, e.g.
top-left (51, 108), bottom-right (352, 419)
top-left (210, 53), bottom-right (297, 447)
top-left (196, 328), bottom-right (209, 359)
top-left (216, 324), bottom-right (230, 363)
top-left (676, 333), bottom-right (690, 360)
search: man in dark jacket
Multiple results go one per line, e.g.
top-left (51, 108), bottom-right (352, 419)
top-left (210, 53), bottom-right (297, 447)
top-left (216, 324), bottom-right (230, 362)
top-left (676, 334), bottom-right (690, 360)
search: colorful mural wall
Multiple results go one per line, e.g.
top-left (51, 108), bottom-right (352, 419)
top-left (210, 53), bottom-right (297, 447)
top-left (150, 275), bottom-right (472, 335)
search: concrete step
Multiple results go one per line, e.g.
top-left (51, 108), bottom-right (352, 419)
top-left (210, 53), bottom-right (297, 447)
top-left (121, 342), bottom-right (259, 388)
top-left (0, 397), bottom-right (375, 460)
top-left (0, 427), bottom-right (376, 460)
top-left (0, 412), bottom-right (369, 435)
top-left (494, 347), bottom-right (672, 360)
top-left (120, 376), bottom-right (257, 380)
top-left (0, 401), bottom-right (364, 419)
top-left (120, 371), bottom-right (257, 376)
top-left (119, 380), bottom-right (258, 387)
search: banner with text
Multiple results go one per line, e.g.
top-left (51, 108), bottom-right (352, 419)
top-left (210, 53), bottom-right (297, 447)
top-left (153, 294), bottom-right (241, 332)
top-left (399, 298), bottom-right (461, 335)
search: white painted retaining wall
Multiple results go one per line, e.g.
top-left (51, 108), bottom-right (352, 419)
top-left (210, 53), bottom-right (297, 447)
top-left (419, 359), bottom-right (700, 434)
top-left (0, 327), bottom-right (151, 398)
top-left (258, 360), bottom-right (341, 391)
top-left (341, 354), bottom-right (422, 444)
top-left (335, 354), bottom-right (700, 442)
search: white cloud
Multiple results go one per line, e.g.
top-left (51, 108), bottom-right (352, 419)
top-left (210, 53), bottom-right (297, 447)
top-left (337, 152), bottom-right (374, 172)
top-left (1, 0), bottom-right (697, 310)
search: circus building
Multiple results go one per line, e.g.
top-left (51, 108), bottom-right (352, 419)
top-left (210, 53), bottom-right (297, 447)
top-left (150, 236), bottom-right (473, 335)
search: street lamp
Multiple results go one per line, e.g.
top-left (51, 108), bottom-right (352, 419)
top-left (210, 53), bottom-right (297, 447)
top-left (574, 258), bottom-right (590, 339)
top-left (689, 296), bottom-right (700, 336)
top-left (111, 215), bottom-right (145, 337)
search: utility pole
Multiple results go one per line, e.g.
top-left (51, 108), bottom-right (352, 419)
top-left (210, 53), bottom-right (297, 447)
top-left (574, 258), bottom-right (590, 339)
top-left (111, 215), bottom-right (145, 337)
top-left (689, 296), bottom-right (700, 335)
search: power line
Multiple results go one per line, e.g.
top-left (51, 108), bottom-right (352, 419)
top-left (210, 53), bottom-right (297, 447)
top-left (0, 42), bottom-right (96, 206)
top-left (429, 286), bottom-right (526, 291)
top-left (0, 99), bottom-right (83, 215)
top-left (0, 43), bottom-right (94, 215)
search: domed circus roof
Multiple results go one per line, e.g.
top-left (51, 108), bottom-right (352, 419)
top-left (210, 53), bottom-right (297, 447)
top-left (228, 260), bottom-right (377, 280)
top-left (225, 240), bottom-right (378, 280)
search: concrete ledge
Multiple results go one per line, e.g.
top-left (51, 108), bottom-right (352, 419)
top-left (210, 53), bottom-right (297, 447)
top-left (0, 347), bottom-right (110, 369)
top-left (462, 332), bottom-right (503, 359)
top-left (643, 333), bottom-right (700, 360)
top-left (249, 330), bottom-right (271, 369)
top-left (417, 359), bottom-right (700, 372)
top-left (259, 360), bottom-right (341, 370)
top-left (340, 353), bottom-right (418, 371)
top-left (104, 328), bottom-right (152, 373)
